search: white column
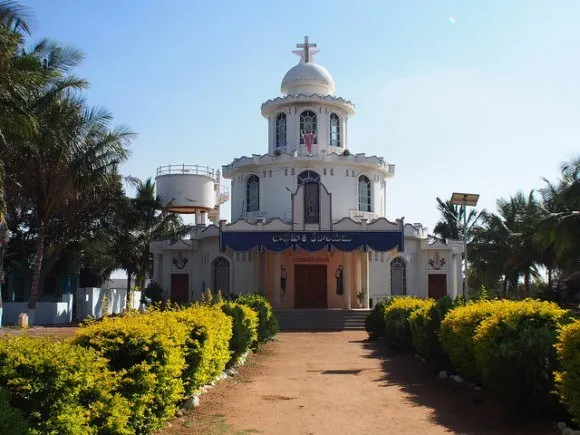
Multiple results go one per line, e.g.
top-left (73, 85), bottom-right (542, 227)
top-left (273, 252), bottom-right (281, 308)
top-left (195, 211), bottom-right (201, 225)
top-left (343, 252), bottom-right (351, 309)
top-left (356, 249), bottom-right (362, 308)
top-left (363, 250), bottom-right (370, 308)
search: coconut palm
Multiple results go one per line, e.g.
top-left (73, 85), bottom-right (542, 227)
top-left (433, 197), bottom-right (482, 242)
top-left (114, 177), bottom-right (188, 309)
top-left (538, 157), bottom-right (580, 272)
top-left (469, 191), bottom-right (542, 296)
top-left (5, 92), bottom-right (134, 319)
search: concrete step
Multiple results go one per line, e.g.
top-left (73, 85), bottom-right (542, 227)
top-left (274, 309), bottom-right (370, 331)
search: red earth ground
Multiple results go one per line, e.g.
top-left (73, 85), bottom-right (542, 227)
top-left (161, 331), bottom-right (559, 435)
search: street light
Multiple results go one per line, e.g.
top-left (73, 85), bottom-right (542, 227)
top-left (450, 192), bottom-right (480, 301)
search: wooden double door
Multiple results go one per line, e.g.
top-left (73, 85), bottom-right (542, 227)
top-left (294, 265), bottom-right (327, 309)
top-left (428, 274), bottom-right (447, 299)
top-left (170, 273), bottom-right (189, 304)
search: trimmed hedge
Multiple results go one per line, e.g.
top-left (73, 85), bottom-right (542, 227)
top-left (409, 296), bottom-right (456, 364)
top-left (365, 300), bottom-right (391, 340)
top-left (74, 313), bottom-right (187, 433)
top-left (439, 300), bottom-right (510, 381)
top-left (168, 306), bottom-right (233, 391)
top-left (556, 320), bottom-right (580, 424)
top-left (221, 301), bottom-right (259, 363)
top-left (236, 293), bottom-right (279, 344)
top-left (473, 300), bottom-right (571, 412)
top-left (0, 299), bottom-right (273, 435)
top-left (0, 388), bottom-right (27, 435)
top-left (0, 336), bottom-right (131, 435)
top-left (384, 297), bottom-right (433, 351)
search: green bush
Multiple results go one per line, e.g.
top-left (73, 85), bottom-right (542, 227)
top-left (409, 296), bottom-right (456, 364)
top-left (0, 388), bottom-right (27, 435)
top-left (473, 300), bottom-right (571, 412)
top-left (166, 305), bottom-right (233, 391)
top-left (74, 313), bottom-right (187, 434)
top-left (384, 297), bottom-right (433, 351)
top-left (221, 301), bottom-right (259, 363)
top-left (439, 300), bottom-right (509, 381)
top-left (236, 293), bottom-right (278, 343)
top-left (365, 299), bottom-right (392, 340)
top-left (556, 320), bottom-right (580, 424)
top-left (0, 336), bottom-right (130, 435)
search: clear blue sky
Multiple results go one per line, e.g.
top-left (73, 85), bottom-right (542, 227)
top-left (21, 0), bottom-right (580, 233)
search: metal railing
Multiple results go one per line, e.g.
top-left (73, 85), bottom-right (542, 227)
top-left (156, 164), bottom-right (216, 177)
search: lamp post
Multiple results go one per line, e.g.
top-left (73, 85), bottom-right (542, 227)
top-left (449, 192), bottom-right (479, 301)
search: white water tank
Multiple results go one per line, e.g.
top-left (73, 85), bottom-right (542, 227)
top-left (155, 164), bottom-right (218, 213)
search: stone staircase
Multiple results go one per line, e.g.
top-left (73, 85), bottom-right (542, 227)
top-left (274, 309), bottom-right (370, 331)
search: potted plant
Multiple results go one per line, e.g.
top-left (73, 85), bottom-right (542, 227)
top-left (342, 149), bottom-right (351, 157)
top-left (273, 148), bottom-right (282, 157)
top-left (357, 289), bottom-right (366, 308)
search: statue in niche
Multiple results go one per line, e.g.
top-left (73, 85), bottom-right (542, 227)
top-left (335, 265), bottom-right (344, 296)
top-left (280, 265), bottom-right (287, 297)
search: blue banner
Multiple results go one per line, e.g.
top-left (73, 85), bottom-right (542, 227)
top-left (220, 231), bottom-right (404, 253)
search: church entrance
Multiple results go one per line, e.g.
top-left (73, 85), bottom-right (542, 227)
top-left (428, 274), bottom-right (447, 299)
top-left (294, 265), bottom-right (327, 309)
top-left (170, 274), bottom-right (189, 304)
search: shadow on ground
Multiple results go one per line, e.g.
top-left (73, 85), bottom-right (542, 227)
top-left (361, 339), bottom-right (557, 435)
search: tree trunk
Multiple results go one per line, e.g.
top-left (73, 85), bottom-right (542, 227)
top-left (524, 271), bottom-right (531, 297)
top-left (502, 277), bottom-right (508, 297)
top-left (28, 224), bottom-right (46, 311)
top-left (125, 272), bottom-right (132, 311)
top-left (547, 267), bottom-right (553, 293)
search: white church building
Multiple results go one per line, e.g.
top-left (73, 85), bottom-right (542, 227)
top-left (150, 37), bottom-right (464, 309)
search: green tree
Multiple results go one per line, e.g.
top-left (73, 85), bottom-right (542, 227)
top-left (114, 177), bottom-right (188, 309)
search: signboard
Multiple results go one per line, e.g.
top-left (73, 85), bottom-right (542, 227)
top-left (292, 255), bottom-right (329, 263)
top-left (220, 231), bottom-right (404, 253)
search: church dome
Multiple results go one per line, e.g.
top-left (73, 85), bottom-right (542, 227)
top-left (281, 61), bottom-right (335, 96)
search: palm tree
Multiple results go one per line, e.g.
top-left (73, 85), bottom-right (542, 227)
top-left (6, 93), bottom-right (134, 320)
top-left (469, 191), bottom-right (542, 296)
top-left (114, 177), bottom-right (188, 309)
top-left (537, 157), bottom-right (580, 273)
top-left (433, 197), bottom-right (482, 242)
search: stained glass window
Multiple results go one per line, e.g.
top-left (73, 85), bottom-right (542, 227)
top-left (329, 113), bottom-right (341, 147)
top-left (358, 175), bottom-right (372, 212)
top-left (246, 175), bottom-right (260, 212)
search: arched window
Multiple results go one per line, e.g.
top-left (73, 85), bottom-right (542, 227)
top-left (212, 257), bottom-right (230, 295)
top-left (358, 175), bottom-right (372, 212)
top-left (297, 170), bottom-right (320, 224)
top-left (329, 113), bottom-right (341, 147)
top-left (299, 110), bottom-right (318, 144)
top-left (275, 113), bottom-right (286, 147)
top-left (391, 257), bottom-right (406, 295)
top-left (297, 170), bottom-right (320, 186)
top-left (246, 175), bottom-right (259, 212)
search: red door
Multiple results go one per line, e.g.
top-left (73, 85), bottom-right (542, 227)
top-left (294, 265), bottom-right (327, 308)
top-left (170, 274), bottom-right (189, 304)
top-left (428, 274), bottom-right (447, 299)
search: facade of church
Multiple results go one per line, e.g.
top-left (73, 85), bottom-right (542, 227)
top-left (150, 37), bottom-right (464, 309)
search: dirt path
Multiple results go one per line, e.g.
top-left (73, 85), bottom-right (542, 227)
top-left (162, 331), bottom-right (557, 435)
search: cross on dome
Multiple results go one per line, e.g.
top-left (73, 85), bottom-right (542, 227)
top-left (292, 36), bottom-right (320, 63)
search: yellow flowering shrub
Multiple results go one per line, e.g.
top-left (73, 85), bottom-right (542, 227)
top-left (74, 313), bottom-right (187, 433)
top-left (439, 299), bottom-right (514, 381)
top-left (236, 294), bottom-right (278, 344)
top-left (0, 335), bottom-right (131, 435)
top-left (409, 296), bottom-right (457, 364)
top-left (473, 299), bottom-right (571, 412)
top-left (365, 299), bottom-right (393, 340)
top-left (166, 305), bottom-right (233, 392)
top-left (384, 297), bottom-right (433, 351)
top-left (220, 301), bottom-right (259, 363)
top-left (556, 320), bottom-right (580, 424)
